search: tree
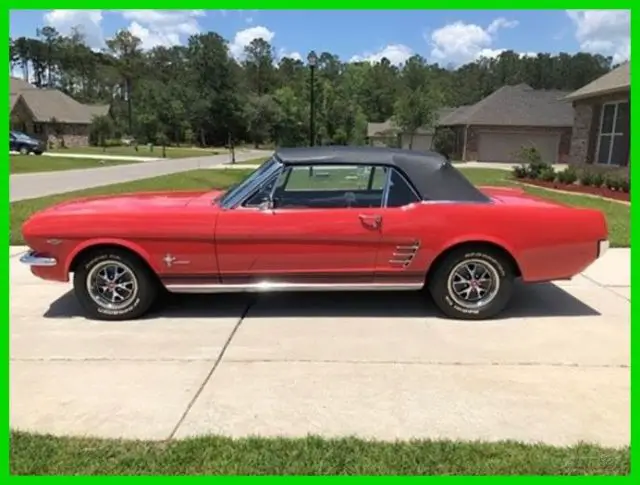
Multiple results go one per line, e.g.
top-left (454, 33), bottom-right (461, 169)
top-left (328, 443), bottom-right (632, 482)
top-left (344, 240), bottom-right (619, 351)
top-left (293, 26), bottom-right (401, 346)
top-left (393, 87), bottom-right (442, 150)
top-left (90, 115), bottom-right (114, 151)
top-left (10, 24), bottom-right (620, 150)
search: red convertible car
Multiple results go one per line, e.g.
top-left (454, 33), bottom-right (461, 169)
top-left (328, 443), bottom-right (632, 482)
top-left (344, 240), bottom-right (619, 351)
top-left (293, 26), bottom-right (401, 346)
top-left (20, 146), bottom-right (609, 321)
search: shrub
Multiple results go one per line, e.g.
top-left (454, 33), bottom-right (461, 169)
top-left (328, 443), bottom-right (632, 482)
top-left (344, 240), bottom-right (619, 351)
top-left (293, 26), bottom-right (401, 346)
top-left (539, 166), bottom-right (556, 182)
top-left (516, 145), bottom-right (542, 165)
top-left (557, 167), bottom-right (578, 185)
top-left (604, 173), bottom-right (622, 191)
top-left (591, 171), bottom-right (605, 188)
top-left (512, 164), bottom-right (528, 179)
top-left (619, 177), bottom-right (630, 193)
top-left (579, 170), bottom-right (597, 186)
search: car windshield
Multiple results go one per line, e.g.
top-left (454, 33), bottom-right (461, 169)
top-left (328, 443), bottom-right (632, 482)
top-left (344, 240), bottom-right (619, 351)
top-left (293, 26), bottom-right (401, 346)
top-left (217, 156), bottom-right (280, 206)
top-left (11, 131), bottom-right (33, 141)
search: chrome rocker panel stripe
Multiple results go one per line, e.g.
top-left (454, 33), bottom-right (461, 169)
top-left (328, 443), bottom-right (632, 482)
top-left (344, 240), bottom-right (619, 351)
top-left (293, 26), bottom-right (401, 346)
top-left (165, 281), bottom-right (423, 293)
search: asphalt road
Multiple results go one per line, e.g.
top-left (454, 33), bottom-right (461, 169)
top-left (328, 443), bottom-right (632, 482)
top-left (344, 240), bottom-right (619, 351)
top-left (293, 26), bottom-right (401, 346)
top-left (10, 149), bottom-right (271, 202)
top-left (10, 247), bottom-right (630, 446)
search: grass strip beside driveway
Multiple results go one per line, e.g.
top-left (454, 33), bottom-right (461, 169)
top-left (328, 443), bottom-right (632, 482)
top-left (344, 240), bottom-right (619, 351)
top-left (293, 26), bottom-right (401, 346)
top-left (10, 431), bottom-right (629, 475)
top-left (10, 155), bottom-right (138, 174)
top-left (10, 168), bottom-right (629, 247)
top-left (50, 146), bottom-right (228, 159)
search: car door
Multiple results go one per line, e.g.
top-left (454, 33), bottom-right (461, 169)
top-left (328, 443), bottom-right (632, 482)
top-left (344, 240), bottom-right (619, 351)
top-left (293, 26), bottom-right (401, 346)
top-left (214, 163), bottom-right (386, 285)
top-left (373, 167), bottom-right (432, 287)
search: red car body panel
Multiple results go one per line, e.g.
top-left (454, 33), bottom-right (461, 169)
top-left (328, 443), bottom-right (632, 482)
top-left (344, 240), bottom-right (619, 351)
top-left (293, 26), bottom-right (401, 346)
top-left (22, 184), bottom-right (607, 288)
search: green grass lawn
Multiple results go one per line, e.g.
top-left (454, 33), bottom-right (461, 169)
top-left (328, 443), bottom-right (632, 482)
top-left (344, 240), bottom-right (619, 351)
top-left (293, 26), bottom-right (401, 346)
top-left (50, 145), bottom-right (228, 159)
top-left (10, 167), bottom-right (629, 247)
top-left (10, 431), bottom-right (629, 475)
top-left (10, 155), bottom-right (138, 174)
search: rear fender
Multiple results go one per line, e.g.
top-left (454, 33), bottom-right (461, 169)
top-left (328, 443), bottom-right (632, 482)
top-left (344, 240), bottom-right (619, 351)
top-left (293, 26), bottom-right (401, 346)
top-left (429, 234), bottom-right (522, 275)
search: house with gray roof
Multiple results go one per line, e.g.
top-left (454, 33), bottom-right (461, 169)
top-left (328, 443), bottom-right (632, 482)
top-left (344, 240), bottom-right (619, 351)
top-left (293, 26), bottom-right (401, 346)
top-left (10, 77), bottom-right (110, 147)
top-left (565, 62), bottom-right (629, 170)
top-left (438, 84), bottom-right (573, 163)
top-left (368, 84), bottom-right (574, 163)
top-left (366, 107), bottom-right (458, 152)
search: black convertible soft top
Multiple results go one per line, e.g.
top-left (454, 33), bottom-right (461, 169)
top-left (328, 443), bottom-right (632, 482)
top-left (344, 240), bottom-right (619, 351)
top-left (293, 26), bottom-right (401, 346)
top-left (275, 146), bottom-right (490, 203)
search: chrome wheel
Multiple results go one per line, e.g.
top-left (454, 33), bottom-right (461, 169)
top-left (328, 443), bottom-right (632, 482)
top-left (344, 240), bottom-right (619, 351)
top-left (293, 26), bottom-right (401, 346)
top-left (446, 258), bottom-right (500, 309)
top-left (86, 260), bottom-right (139, 310)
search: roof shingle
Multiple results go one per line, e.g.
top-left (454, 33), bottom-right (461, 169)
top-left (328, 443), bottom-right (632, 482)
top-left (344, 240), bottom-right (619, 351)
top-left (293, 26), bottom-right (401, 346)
top-left (438, 84), bottom-right (573, 127)
top-left (565, 62), bottom-right (630, 101)
top-left (9, 76), bottom-right (110, 124)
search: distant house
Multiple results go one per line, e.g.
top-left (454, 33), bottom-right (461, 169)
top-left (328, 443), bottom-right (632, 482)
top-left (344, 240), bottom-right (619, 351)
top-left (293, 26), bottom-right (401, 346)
top-left (367, 84), bottom-right (574, 163)
top-left (565, 62), bottom-right (630, 169)
top-left (366, 107), bottom-right (456, 152)
top-left (9, 77), bottom-right (110, 147)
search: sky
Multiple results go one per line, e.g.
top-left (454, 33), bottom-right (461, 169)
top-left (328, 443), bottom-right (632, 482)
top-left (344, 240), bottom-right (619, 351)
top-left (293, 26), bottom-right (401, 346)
top-left (9, 9), bottom-right (631, 67)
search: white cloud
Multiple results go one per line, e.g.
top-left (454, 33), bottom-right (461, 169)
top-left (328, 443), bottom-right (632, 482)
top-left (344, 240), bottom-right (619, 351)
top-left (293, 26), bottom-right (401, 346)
top-left (278, 48), bottom-right (302, 61)
top-left (43, 10), bottom-right (104, 48)
top-left (429, 17), bottom-right (518, 65)
top-left (229, 25), bottom-right (275, 59)
top-left (119, 10), bottom-right (205, 50)
top-left (43, 9), bottom-right (206, 51)
top-left (487, 17), bottom-right (519, 34)
top-left (350, 44), bottom-right (414, 66)
top-left (566, 10), bottom-right (630, 63)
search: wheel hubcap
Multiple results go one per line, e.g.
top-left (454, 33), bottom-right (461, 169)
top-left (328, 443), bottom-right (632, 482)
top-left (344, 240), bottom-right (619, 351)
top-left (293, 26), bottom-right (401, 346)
top-left (86, 260), bottom-right (138, 310)
top-left (446, 259), bottom-right (500, 309)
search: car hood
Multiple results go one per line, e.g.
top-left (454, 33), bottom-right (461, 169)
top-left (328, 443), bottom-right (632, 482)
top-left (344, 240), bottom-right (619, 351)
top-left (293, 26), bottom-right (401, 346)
top-left (44, 190), bottom-right (224, 215)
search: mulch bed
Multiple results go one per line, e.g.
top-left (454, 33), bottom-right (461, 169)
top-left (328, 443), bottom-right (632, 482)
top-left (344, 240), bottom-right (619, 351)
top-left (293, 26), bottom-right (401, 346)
top-left (520, 178), bottom-right (630, 202)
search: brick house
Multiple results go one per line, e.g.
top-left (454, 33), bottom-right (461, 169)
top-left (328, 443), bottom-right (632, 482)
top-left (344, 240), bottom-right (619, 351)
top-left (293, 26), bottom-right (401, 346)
top-left (10, 77), bottom-right (110, 147)
top-left (565, 62), bottom-right (630, 170)
top-left (367, 84), bottom-right (574, 163)
top-left (437, 84), bottom-right (573, 163)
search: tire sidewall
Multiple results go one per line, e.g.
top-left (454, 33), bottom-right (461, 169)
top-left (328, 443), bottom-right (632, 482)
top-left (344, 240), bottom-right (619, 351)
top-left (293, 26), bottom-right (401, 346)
top-left (431, 249), bottom-right (514, 320)
top-left (74, 251), bottom-right (155, 320)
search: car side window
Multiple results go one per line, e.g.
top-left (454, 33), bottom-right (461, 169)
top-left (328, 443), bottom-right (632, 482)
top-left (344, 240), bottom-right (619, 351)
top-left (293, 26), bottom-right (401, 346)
top-left (273, 164), bottom-right (387, 209)
top-left (386, 169), bottom-right (420, 207)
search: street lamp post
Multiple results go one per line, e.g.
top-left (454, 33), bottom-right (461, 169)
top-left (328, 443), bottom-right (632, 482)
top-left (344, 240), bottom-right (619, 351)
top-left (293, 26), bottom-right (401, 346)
top-left (307, 51), bottom-right (317, 147)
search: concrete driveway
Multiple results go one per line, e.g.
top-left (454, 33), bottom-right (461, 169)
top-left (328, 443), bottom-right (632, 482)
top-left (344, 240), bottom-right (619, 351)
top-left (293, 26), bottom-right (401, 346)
top-left (10, 247), bottom-right (629, 447)
top-left (10, 149), bottom-right (270, 202)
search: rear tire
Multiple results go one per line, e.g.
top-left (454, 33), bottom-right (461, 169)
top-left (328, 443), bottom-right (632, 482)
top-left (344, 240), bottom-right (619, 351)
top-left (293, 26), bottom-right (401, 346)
top-left (428, 246), bottom-right (515, 320)
top-left (73, 249), bottom-right (158, 321)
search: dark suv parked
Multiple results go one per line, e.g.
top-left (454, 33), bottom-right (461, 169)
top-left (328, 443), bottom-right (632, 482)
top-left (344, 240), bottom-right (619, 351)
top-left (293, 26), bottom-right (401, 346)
top-left (10, 130), bottom-right (45, 155)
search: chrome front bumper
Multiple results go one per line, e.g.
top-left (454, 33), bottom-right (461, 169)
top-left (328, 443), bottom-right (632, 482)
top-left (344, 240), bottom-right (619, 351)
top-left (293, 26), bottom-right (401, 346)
top-left (598, 239), bottom-right (610, 258)
top-left (19, 250), bottom-right (58, 267)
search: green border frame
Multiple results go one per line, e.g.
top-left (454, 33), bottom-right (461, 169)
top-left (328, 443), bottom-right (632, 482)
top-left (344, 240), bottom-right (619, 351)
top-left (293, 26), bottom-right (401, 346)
top-left (5, 4), bottom-right (635, 479)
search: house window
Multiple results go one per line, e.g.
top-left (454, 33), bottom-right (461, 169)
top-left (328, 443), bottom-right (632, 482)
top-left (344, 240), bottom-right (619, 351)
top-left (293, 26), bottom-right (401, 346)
top-left (596, 101), bottom-right (629, 165)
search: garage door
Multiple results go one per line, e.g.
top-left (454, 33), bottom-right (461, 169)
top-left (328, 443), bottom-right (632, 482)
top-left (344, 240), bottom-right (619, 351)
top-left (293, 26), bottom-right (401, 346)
top-left (477, 132), bottom-right (560, 163)
top-left (401, 134), bottom-right (433, 151)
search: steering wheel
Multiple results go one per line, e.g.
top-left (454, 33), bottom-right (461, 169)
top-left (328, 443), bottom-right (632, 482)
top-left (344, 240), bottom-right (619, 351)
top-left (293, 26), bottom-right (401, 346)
top-left (344, 191), bottom-right (356, 208)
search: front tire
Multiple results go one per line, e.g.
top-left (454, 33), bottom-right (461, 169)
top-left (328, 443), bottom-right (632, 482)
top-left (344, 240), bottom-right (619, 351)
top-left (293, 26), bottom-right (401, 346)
top-left (428, 247), bottom-right (515, 320)
top-left (19, 146), bottom-right (28, 155)
top-left (73, 249), bottom-right (158, 321)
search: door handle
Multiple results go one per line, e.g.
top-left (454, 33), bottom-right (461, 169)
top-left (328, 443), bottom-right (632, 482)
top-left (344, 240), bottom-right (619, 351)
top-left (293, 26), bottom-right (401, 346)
top-left (359, 214), bottom-right (382, 229)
